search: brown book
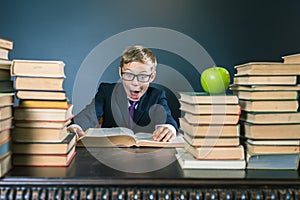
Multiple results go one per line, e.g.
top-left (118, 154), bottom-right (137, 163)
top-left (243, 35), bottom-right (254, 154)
top-left (11, 60), bottom-right (65, 78)
top-left (179, 100), bottom-right (241, 115)
top-left (240, 100), bottom-right (298, 112)
top-left (233, 75), bottom-right (297, 85)
top-left (18, 99), bottom-right (69, 109)
top-left (12, 145), bottom-right (76, 167)
top-left (0, 69), bottom-right (11, 81)
top-left (0, 118), bottom-right (12, 132)
top-left (246, 142), bottom-right (300, 154)
top-left (13, 132), bottom-right (76, 154)
top-left (179, 92), bottom-right (239, 104)
top-left (77, 127), bottom-right (185, 147)
top-left (282, 53), bottom-right (300, 64)
top-left (12, 126), bottom-right (69, 142)
top-left (14, 76), bottom-right (64, 91)
top-left (16, 90), bottom-right (66, 100)
top-left (242, 122), bottom-right (300, 139)
top-left (185, 143), bottom-right (245, 160)
top-left (183, 112), bottom-right (240, 125)
top-left (0, 152), bottom-right (12, 177)
top-left (0, 106), bottom-right (12, 120)
top-left (232, 90), bottom-right (298, 100)
top-left (234, 62), bottom-right (300, 75)
top-left (0, 38), bottom-right (13, 50)
top-left (0, 129), bottom-right (10, 143)
top-left (14, 119), bottom-right (71, 129)
top-left (14, 104), bottom-right (73, 122)
top-left (0, 93), bottom-right (13, 107)
top-left (0, 81), bottom-right (13, 92)
top-left (241, 112), bottom-right (300, 124)
top-left (0, 60), bottom-right (12, 70)
top-left (184, 132), bottom-right (240, 147)
top-left (230, 84), bottom-right (300, 91)
top-left (179, 118), bottom-right (240, 137)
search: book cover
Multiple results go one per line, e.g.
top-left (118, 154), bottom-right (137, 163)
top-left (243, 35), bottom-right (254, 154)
top-left (0, 117), bottom-right (12, 132)
top-left (230, 84), bottom-right (300, 91)
top-left (77, 127), bottom-right (185, 148)
top-left (0, 38), bottom-right (13, 50)
top-left (0, 60), bottom-right (12, 70)
top-left (184, 133), bottom-right (240, 147)
top-left (0, 106), bottom-right (12, 120)
top-left (16, 90), bottom-right (67, 100)
top-left (0, 137), bottom-right (11, 158)
top-left (11, 60), bottom-right (65, 78)
top-left (13, 146), bottom-right (76, 167)
top-left (185, 143), bottom-right (245, 160)
top-left (240, 111), bottom-right (300, 124)
top-left (14, 119), bottom-right (71, 129)
top-left (179, 118), bottom-right (240, 137)
top-left (14, 76), bottom-right (65, 91)
top-left (246, 142), bottom-right (300, 154)
top-left (0, 69), bottom-right (11, 81)
top-left (179, 100), bottom-right (241, 115)
top-left (282, 53), bottom-right (300, 64)
top-left (178, 92), bottom-right (239, 104)
top-left (0, 93), bottom-right (14, 107)
top-left (0, 152), bottom-right (12, 177)
top-left (240, 100), bottom-right (299, 112)
top-left (233, 75), bottom-right (297, 85)
top-left (232, 90), bottom-right (298, 100)
top-left (0, 129), bottom-right (10, 143)
top-left (13, 132), bottom-right (76, 154)
top-left (18, 99), bottom-right (69, 109)
top-left (246, 153), bottom-right (300, 170)
top-left (0, 81), bottom-right (13, 92)
top-left (234, 62), bottom-right (300, 75)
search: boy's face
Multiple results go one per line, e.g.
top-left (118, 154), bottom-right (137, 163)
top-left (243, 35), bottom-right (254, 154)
top-left (119, 61), bottom-right (156, 102)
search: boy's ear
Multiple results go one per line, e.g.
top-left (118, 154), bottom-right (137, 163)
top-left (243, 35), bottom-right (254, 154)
top-left (118, 67), bottom-right (122, 78)
top-left (149, 71), bottom-right (156, 82)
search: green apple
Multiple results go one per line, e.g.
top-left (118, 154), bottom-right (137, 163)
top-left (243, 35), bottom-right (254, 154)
top-left (200, 66), bottom-right (230, 94)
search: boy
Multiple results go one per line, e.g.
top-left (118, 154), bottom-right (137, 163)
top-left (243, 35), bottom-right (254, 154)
top-left (68, 45), bottom-right (178, 142)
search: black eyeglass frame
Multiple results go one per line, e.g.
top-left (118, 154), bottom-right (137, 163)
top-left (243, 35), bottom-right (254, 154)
top-left (121, 71), bottom-right (154, 83)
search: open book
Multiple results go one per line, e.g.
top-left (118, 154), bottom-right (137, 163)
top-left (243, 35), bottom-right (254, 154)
top-left (77, 127), bottom-right (184, 147)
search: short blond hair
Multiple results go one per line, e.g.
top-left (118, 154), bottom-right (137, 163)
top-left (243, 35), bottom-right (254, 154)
top-left (120, 45), bottom-right (157, 70)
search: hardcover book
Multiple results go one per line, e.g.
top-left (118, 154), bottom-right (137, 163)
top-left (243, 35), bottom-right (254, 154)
top-left (232, 90), bottom-right (298, 100)
top-left (178, 92), bottom-right (239, 105)
top-left (239, 100), bottom-right (298, 112)
top-left (183, 112), bottom-right (240, 125)
top-left (14, 76), bottom-right (64, 91)
top-left (77, 127), bottom-right (185, 147)
top-left (233, 75), bottom-right (297, 85)
top-left (282, 53), bottom-right (300, 64)
top-left (240, 112), bottom-right (300, 124)
top-left (16, 90), bottom-right (67, 100)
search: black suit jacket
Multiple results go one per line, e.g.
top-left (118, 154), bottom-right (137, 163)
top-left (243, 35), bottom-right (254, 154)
top-left (73, 82), bottom-right (178, 133)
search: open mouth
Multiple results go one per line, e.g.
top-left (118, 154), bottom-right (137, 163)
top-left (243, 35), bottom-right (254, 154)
top-left (130, 90), bottom-right (140, 99)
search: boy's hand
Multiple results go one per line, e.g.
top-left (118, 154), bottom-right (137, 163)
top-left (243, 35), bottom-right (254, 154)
top-left (67, 126), bottom-right (85, 140)
top-left (153, 126), bottom-right (175, 142)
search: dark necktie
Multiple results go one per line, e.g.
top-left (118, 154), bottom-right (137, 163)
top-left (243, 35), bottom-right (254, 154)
top-left (129, 101), bottom-right (137, 129)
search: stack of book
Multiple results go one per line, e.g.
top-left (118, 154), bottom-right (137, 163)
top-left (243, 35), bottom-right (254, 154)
top-left (11, 60), bottom-right (76, 167)
top-left (176, 92), bottom-right (246, 169)
top-left (0, 38), bottom-right (14, 176)
top-left (230, 53), bottom-right (300, 170)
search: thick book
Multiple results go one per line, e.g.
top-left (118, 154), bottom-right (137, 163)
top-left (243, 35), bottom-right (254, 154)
top-left (0, 137), bottom-right (11, 158)
top-left (0, 93), bottom-right (13, 107)
top-left (178, 92), bottom-right (239, 104)
top-left (14, 104), bottom-right (73, 122)
top-left (77, 127), bottom-right (185, 147)
top-left (0, 38), bottom-right (13, 50)
top-left (246, 153), bottom-right (300, 170)
top-left (18, 99), bottom-right (69, 109)
top-left (16, 90), bottom-right (67, 100)
top-left (282, 53), bottom-right (300, 64)
top-left (14, 119), bottom-right (71, 129)
top-left (234, 62), bottom-right (300, 75)
top-left (0, 118), bottom-right (12, 132)
top-left (179, 118), bottom-right (240, 137)
top-left (0, 129), bottom-right (10, 143)
top-left (247, 139), bottom-right (300, 146)
top-left (175, 149), bottom-right (246, 169)
top-left (12, 145), bottom-right (76, 167)
top-left (246, 142), bottom-right (300, 154)
top-left (14, 76), bottom-right (65, 91)
top-left (232, 90), bottom-right (298, 100)
top-left (185, 143), bottom-right (245, 160)
top-left (179, 100), bottom-right (241, 115)
top-left (0, 60), bottom-right (12, 70)
top-left (0, 69), bottom-right (11, 81)
top-left (0, 48), bottom-right (9, 60)
top-left (230, 84), bottom-right (300, 91)
top-left (242, 122), bottom-right (300, 139)
top-left (13, 132), bottom-right (76, 154)
top-left (0, 152), bottom-right (12, 177)
top-left (183, 112), bottom-right (240, 125)
top-left (183, 132), bottom-right (240, 147)
top-left (240, 111), bottom-right (300, 124)
top-left (12, 126), bottom-right (69, 142)
top-left (233, 75), bottom-right (297, 85)
top-left (11, 60), bottom-right (65, 78)
top-left (0, 106), bottom-right (12, 120)
top-left (239, 100), bottom-right (298, 112)
top-left (0, 81), bottom-right (13, 92)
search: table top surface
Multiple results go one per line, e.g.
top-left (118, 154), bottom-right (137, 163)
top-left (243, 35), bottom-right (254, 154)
top-left (2, 147), bottom-right (300, 186)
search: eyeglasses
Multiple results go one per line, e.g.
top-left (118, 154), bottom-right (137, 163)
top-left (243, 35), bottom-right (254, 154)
top-left (121, 71), bottom-right (153, 82)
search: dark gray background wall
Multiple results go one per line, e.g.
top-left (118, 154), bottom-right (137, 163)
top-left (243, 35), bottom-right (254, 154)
top-left (1, 0), bottom-right (300, 114)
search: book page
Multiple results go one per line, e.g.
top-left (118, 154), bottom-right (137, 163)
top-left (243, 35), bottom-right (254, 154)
top-left (85, 127), bottom-right (134, 137)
